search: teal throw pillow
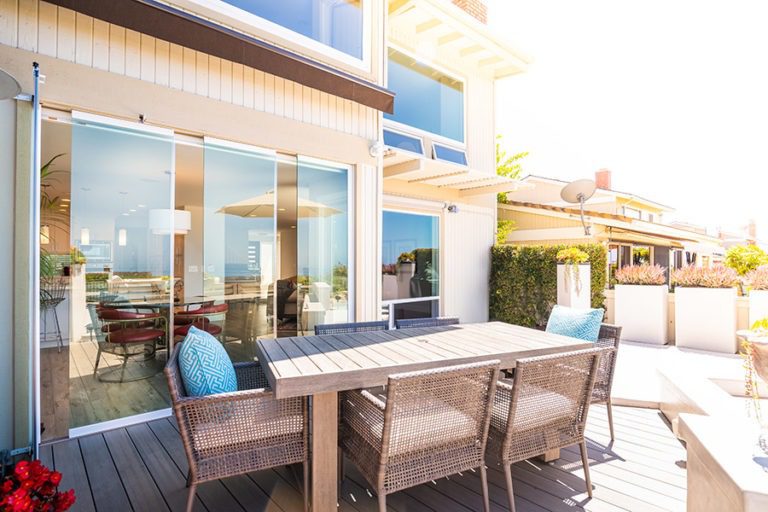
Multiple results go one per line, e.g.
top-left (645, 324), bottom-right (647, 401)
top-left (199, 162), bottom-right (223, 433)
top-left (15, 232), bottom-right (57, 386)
top-left (178, 326), bottom-right (237, 396)
top-left (546, 305), bottom-right (604, 342)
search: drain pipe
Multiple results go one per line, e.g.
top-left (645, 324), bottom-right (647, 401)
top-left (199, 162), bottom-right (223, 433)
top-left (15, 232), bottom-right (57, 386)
top-left (30, 62), bottom-right (43, 459)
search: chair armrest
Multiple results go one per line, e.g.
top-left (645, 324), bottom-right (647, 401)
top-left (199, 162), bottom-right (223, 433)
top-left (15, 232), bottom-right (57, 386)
top-left (341, 388), bottom-right (386, 448)
top-left (491, 379), bottom-right (514, 433)
top-left (233, 361), bottom-right (270, 390)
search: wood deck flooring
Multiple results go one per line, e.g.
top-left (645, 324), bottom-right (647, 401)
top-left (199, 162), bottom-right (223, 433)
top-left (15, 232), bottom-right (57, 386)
top-left (40, 404), bottom-right (687, 511)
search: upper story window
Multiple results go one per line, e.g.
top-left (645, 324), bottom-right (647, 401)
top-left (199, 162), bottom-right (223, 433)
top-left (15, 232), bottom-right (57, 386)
top-left (185, 0), bottom-right (367, 64)
top-left (384, 48), bottom-right (465, 143)
top-left (622, 206), bottom-right (642, 219)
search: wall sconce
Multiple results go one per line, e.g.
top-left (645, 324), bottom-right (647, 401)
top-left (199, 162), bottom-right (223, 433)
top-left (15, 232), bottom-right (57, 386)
top-left (80, 227), bottom-right (90, 245)
top-left (118, 228), bottom-right (127, 246)
top-left (40, 225), bottom-right (50, 245)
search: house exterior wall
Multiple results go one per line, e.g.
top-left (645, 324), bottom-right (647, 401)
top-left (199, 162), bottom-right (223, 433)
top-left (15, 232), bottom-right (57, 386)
top-left (0, 100), bottom-right (16, 451)
top-left (0, 0), bottom-right (380, 140)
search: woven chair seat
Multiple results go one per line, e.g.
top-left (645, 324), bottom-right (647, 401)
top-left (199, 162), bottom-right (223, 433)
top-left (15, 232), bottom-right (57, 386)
top-left (491, 380), bottom-right (577, 432)
top-left (364, 398), bottom-right (479, 456)
top-left (193, 413), bottom-right (304, 457)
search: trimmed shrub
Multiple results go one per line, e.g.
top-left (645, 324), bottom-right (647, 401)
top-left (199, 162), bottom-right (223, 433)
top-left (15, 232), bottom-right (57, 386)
top-left (671, 265), bottom-right (739, 289)
top-left (489, 244), bottom-right (607, 328)
top-left (746, 265), bottom-right (768, 291)
top-left (615, 264), bottom-right (667, 285)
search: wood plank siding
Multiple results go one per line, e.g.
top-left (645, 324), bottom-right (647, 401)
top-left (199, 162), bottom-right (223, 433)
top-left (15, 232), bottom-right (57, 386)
top-left (0, 0), bottom-right (379, 140)
top-left (43, 405), bottom-right (687, 511)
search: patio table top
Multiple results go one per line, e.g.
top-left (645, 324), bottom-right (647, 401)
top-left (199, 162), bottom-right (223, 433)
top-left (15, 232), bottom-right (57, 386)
top-left (256, 321), bottom-right (592, 399)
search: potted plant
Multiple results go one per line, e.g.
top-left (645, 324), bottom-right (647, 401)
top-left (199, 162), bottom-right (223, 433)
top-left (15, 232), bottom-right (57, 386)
top-left (0, 459), bottom-right (76, 511)
top-left (614, 264), bottom-right (668, 345)
top-left (556, 247), bottom-right (590, 309)
top-left (740, 317), bottom-right (768, 455)
top-left (746, 265), bottom-right (768, 327)
top-left (671, 265), bottom-right (739, 353)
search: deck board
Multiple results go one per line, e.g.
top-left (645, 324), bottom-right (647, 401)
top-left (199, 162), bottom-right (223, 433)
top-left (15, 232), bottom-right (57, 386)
top-left (48, 405), bottom-right (686, 512)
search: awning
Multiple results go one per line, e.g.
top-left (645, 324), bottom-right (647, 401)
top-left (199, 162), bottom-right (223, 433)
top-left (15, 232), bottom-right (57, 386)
top-left (389, 0), bottom-right (530, 78)
top-left (383, 147), bottom-right (531, 197)
top-left (45, 0), bottom-right (395, 113)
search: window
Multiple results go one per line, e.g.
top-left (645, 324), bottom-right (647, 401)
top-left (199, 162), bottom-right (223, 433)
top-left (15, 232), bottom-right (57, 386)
top-left (209, 0), bottom-right (365, 60)
top-left (632, 246), bottom-right (651, 265)
top-left (432, 142), bottom-right (468, 166)
top-left (622, 206), bottom-right (641, 219)
top-left (385, 48), bottom-right (465, 143)
top-left (383, 129), bottom-right (425, 155)
top-left (382, 211), bottom-right (440, 321)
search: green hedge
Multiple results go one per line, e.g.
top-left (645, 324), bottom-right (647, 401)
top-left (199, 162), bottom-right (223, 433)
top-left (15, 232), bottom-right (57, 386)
top-left (489, 244), bottom-right (607, 328)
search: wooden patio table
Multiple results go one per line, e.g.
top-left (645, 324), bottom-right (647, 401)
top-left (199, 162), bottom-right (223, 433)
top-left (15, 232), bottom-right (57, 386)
top-left (256, 321), bottom-right (592, 512)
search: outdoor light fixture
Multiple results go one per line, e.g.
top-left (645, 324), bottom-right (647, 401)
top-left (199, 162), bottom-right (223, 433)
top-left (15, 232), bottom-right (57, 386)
top-left (560, 179), bottom-right (597, 236)
top-left (80, 227), bottom-right (90, 245)
top-left (149, 209), bottom-right (192, 235)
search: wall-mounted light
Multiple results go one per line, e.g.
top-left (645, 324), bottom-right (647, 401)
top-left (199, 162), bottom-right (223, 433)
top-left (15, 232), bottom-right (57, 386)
top-left (118, 228), bottom-right (127, 246)
top-left (445, 204), bottom-right (459, 214)
top-left (80, 227), bottom-right (90, 245)
top-left (40, 225), bottom-right (50, 245)
top-left (149, 209), bottom-right (192, 235)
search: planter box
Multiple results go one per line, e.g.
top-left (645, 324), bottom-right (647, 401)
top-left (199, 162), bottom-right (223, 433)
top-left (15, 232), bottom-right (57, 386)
top-left (675, 287), bottom-right (737, 353)
top-left (749, 289), bottom-right (768, 328)
top-left (615, 284), bottom-right (668, 345)
top-left (557, 264), bottom-right (591, 309)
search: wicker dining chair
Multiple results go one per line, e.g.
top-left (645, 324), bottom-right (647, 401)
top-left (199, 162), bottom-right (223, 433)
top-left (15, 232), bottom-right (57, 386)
top-left (164, 344), bottom-right (309, 512)
top-left (395, 316), bottom-right (460, 329)
top-left (594, 324), bottom-right (622, 441)
top-left (314, 320), bottom-right (389, 335)
top-left (341, 360), bottom-right (500, 512)
top-left (487, 347), bottom-right (606, 512)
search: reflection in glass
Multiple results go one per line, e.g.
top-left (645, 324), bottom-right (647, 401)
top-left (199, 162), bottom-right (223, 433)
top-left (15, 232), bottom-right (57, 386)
top-left (296, 158), bottom-right (349, 334)
top-left (204, 140), bottom-right (276, 360)
top-left (382, 211), bottom-right (439, 306)
top-left (222, 0), bottom-right (364, 59)
top-left (385, 48), bottom-right (464, 142)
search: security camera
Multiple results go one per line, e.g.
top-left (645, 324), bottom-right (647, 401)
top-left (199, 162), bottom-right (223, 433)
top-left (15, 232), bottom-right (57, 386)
top-left (369, 140), bottom-right (384, 158)
top-left (447, 204), bottom-right (459, 214)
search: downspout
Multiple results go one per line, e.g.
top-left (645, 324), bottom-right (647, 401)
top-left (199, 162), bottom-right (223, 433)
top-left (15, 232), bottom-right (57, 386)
top-left (30, 62), bottom-right (42, 458)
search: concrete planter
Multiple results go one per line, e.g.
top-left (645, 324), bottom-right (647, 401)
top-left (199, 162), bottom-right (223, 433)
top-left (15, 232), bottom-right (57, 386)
top-left (675, 287), bottom-right (737, 353)
top-left (615, 284), bottom-right (668, 345)
top-left (557, 264), bottom-right (591, 309)
top-left (749, 289), bottom-right (768, 328)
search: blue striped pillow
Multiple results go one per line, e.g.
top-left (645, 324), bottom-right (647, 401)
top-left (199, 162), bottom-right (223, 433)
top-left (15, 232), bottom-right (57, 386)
top-left (178, 326), bottom-right (237, 396)
top-left (546, 305), bottom-right (604, 342)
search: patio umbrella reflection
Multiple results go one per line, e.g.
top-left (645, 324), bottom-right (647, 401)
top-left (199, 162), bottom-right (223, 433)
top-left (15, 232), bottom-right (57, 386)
top-left (216, 190), bottom-right (341, 218)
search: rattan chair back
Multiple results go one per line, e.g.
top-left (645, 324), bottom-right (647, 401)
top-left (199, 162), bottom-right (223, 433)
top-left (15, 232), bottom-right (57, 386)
top-left (314, 320), bottom-right (388, 335)
top-left (592, 324), bottom-right (622, 404)
top-left (492, 347), bottom-right (604, 465)
top-left (394, 316), bottom-right (459, 329)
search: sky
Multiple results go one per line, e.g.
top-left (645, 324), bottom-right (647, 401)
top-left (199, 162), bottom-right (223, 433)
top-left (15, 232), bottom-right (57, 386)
top-left (489, 0), bottom-right (768, 240)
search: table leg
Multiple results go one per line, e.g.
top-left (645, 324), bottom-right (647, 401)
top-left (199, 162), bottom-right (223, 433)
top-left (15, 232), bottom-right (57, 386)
top-left (312, 391), bottom-right (338, 512)
top-left (540, 448), bottom-right (561, 462)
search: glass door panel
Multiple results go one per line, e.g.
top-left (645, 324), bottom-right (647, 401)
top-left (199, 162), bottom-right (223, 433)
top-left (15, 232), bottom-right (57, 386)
top-left (39, 112), bottom-right (175, 440)
top-left (203, 138), bottom-right (276, 361)
top-left (296, 157), bottom-right (350, 334)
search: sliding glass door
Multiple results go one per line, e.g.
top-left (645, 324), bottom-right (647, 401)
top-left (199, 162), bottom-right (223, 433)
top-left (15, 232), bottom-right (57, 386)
top-left (39, 112), bottom-right (175, 440)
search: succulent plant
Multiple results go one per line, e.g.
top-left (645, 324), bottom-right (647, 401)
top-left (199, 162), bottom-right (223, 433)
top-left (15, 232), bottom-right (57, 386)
top-left (670, 265), bottom-right (739, 289)
top-left (615, 264), bottom-right (667, 285)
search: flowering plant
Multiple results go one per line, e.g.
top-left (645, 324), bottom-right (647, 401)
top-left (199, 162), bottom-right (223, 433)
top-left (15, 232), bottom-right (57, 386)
top-left (670, 265), bottom-right (739, 289)
top-left (615, 264), bottom-right (667, 285)
top-left (745, 265), bottom-right (768, 291)
top-left (0, 460), bottom-right (75, 512)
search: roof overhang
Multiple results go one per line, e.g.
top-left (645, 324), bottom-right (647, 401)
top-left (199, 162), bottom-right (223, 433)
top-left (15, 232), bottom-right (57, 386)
top-left (389, 0), bottom-right (530, 78)
top-left (384, 148), bottom-right (531, 197)
top-left (46, 0), bottom-right (395, 113)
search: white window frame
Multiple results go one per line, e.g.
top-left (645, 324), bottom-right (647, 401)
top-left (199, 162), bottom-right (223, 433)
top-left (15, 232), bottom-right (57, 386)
top-left (166, 0), bottom-right (372, 72)
top-left (381, 207), bottom-right (441, 326)
top-left (382, 126), bottom-right (426, 157)
top-left (385, 44), bottom-right (468, 147)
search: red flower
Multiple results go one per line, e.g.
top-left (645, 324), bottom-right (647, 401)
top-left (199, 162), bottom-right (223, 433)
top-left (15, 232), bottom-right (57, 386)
top-left (13, 461), bottom-right (30, 481)
top-left (48, 472), bottom-right (62, 486)
top-left (2, 479), bottom-right (14, 493)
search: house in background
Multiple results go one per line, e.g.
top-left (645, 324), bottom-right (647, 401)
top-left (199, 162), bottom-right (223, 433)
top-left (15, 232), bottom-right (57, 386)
top-left (498, 170), bottom-right (724, 285)
top-left (0, 0), bottom-right (529, 461)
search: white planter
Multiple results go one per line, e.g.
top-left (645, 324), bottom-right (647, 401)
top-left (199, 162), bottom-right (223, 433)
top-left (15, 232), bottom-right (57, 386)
top-left (615, 284), bottom-right (668, 345)
top-left (675, 287), bottom-right (737, 353)
top-left (557, 264), bottom-right (591, 309)
top-left (749, 289), bottom-right (768, 328)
